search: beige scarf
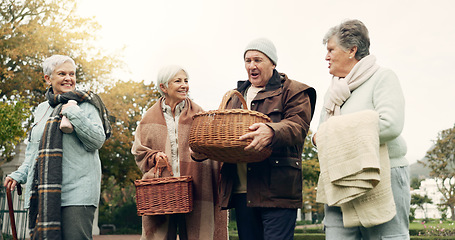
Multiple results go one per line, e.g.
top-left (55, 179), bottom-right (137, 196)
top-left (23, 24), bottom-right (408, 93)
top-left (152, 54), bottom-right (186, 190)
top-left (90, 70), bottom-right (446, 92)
top-left (131, 98), bottom-right (228, 240)
top-left (324, 55), bottom-right (379, 120)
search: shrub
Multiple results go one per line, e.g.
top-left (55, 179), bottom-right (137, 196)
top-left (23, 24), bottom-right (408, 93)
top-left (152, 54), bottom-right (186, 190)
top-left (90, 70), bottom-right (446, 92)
top-left (411, 237), bottom-right (454, 240)
top-left (295, 228), bottom-right (324, 234)
top-left (2, 233), bottom-right (12, 240)
top-left (409, 229), bottom-right (420, 236)
top-left (417, 220), bottom-right (455, 237)
top-left (99, 200), bottom-right (142, 234)
top-left (294, 233), bottom-right (325, 240)
top-left (230, 233), bottom-right (325, 240)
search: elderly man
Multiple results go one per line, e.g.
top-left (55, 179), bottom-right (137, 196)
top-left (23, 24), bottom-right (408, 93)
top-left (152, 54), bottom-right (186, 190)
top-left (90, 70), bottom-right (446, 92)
top-left (219, 38), bottom-right (316, 240)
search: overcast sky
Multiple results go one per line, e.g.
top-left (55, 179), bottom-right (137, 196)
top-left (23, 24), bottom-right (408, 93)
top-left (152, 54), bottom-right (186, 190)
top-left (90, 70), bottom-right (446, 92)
top-left (77, 0), bottom-right (455, 164)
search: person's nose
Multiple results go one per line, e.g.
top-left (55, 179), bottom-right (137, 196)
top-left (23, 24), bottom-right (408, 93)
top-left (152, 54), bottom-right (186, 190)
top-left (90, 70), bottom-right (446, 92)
top-left (247, 61), bottom-right (257, 69)
top-left (325, 52), bottom-right (330, 61)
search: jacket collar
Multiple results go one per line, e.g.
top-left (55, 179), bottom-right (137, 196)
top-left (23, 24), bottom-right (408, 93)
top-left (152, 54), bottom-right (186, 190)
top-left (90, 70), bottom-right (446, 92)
top-left (237, 69), bottom-right (283, 93)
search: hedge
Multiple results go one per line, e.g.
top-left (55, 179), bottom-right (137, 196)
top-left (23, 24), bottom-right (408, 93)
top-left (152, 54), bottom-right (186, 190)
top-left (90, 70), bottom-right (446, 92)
top-left (229, 234), bottom-right (325, 240)
top-left (229, 234), bottom-right (454, 240)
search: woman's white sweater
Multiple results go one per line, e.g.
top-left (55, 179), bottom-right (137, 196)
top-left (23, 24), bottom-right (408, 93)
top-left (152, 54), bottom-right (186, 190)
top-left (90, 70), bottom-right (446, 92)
top-left (320, 67), bottom-right (408, 168)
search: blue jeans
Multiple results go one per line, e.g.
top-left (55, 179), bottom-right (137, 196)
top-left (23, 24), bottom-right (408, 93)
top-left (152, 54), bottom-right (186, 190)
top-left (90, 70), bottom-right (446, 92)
top-left (232, 193), bottom-right (297, 240)
top-left (324, 166), bottom-right (410, 240)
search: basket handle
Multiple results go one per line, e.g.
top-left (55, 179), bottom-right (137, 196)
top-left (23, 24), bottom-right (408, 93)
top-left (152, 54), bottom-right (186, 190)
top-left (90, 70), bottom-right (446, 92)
top-left (218, 90), bottom-right (248, 110)
top-left (154, 156), bottom-right (174, 177)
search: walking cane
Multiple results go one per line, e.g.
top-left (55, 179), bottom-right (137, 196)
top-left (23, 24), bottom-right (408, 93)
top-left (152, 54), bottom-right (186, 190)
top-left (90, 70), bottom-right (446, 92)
top-left (6, 181), bottom-right (22, 240)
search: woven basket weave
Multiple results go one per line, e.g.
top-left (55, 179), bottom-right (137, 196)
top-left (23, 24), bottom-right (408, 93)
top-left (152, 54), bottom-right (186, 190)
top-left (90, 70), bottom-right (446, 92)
top-left (189, 90), bottom-right (272, 163)
top-left (135, 160), bottom-right (193, 216)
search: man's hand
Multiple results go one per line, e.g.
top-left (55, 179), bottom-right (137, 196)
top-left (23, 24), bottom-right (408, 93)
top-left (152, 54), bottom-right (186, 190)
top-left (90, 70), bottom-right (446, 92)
top-left (239, 123), bottom-right (274, 151)
top-left (190, 148), bottom-right (208, 162)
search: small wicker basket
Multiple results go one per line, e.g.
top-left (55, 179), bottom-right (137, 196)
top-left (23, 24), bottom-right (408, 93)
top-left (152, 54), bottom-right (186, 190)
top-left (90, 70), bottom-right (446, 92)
top-left (135, 161), bottom-right (193, 216)
top-left (189, 90), bottom-right (272, 163)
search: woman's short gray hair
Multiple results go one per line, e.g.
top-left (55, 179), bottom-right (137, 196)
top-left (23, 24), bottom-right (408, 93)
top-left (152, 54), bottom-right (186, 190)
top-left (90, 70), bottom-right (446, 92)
top-left (42, 55), bottom-right (76, 76)
top-left (323, 19), bottom-right (370, 60)
top-left (156, 65), bottom-right (188, 96)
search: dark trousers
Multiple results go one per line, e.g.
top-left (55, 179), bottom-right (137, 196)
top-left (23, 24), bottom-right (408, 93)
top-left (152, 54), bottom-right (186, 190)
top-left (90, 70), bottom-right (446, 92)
top-left (232, 193), bottom-right (297, 240)
top-left (167, 213), bottom-right (188, 240)
top-left (61, 206), bottom-right (96, 240)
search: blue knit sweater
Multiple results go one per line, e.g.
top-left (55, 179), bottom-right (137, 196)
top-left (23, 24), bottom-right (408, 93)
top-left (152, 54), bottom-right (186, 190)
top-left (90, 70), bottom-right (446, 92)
top-left (9, 101), bottom-right (105, 208)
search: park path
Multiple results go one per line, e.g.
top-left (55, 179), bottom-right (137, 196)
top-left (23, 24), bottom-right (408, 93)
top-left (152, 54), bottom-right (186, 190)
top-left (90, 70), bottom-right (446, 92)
top-left (93, 235), bottom-right (140, 240)
top-left (92, 225), bottom-right (323, 239)
top-left (93, 235), bottom-right (181, 240)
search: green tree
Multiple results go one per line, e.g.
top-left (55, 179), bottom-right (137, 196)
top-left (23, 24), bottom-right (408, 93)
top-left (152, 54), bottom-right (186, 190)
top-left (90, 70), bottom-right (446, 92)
top-left (410, 177), bottom-right (423, 190)
top-left (302, 130), bottom-right (319, 183)
top-left (0, 0), bottom-right (121, 161)
top-left (411, 193), bottom-right (433, 220)
top-left (420, 124), bottom-right (455, 220)
top-left (98, 80), bottom-right (159, 189)
top-left (1, 0), bottom-right (118, 102)
top-left (0, 90), bottom-right (30, 162)
top-left (301, 129), bottom-right (324, 222)
top-left (97, 80), bottom-right (160, 231)
top-left (98, 176), bottom-right (141, 233)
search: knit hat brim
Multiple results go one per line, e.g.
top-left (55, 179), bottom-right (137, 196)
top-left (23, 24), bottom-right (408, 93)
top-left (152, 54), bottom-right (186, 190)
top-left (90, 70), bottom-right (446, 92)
top-left (244, 38), bottom-right (278, 65)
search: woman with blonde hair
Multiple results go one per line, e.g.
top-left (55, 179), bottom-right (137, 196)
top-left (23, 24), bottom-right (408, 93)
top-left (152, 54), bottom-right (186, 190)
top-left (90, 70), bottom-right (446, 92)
top-left (131, 65), bottom-right (227, 240)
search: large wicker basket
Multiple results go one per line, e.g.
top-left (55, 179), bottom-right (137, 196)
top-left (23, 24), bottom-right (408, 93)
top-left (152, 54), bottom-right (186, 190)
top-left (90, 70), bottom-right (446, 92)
top-left (189, 90), bottom-right (272, 163)
top-left (135, 163), bottom-right (193, 216)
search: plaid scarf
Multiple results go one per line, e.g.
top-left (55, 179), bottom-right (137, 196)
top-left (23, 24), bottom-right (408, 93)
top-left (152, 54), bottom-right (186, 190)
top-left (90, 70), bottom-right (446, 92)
top-left (29, 88), bottom-right (112, 239)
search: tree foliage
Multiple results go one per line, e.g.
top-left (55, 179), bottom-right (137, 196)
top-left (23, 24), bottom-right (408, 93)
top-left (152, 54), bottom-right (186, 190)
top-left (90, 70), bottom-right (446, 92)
top-left (0, 0), bottom-right (121, 161)
top-left (98, 176), bottom-right (141, 233)
top-left (1, 0), bottom-right (118, 102)
top-left (98, 80), bottom-right (160, 189)
top-left (411, 193), bottom-right (433, 219)
top-left (301, 130), bottom-right (324, 220)
top-left (97, 80), bottom-right (159, 229)
top-left (420, 124), bottom-right (455, 220)
top-left (301, 130), bottom-right (320, 183)
top-left (0, 90), bottom-right (30, 162)
top-left (411, 177), bottom-right (423, 190)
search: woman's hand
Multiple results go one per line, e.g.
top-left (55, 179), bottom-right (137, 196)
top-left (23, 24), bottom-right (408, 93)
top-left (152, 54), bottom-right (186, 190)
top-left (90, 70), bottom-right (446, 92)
top-left (312, 133), bottom-right (317, 147)
top-left (239, 123), bottom-right (274, 152)
top-left (61, 100), bottom-right (77, 112)
top-left (154, 152), bottom-right (168, 166)
top-left (3, 176), bottom-right (17, 191)
top-left (154, 152), bottom-right (173, 177)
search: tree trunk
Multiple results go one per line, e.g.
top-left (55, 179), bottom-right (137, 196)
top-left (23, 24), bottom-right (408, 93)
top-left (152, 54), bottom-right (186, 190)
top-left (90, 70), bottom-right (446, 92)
top-left (451, 205), bottom-right (455, 221)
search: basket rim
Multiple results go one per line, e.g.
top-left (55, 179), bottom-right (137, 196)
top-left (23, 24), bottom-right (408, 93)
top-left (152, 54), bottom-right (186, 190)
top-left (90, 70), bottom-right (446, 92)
top-left (134, 176), bottom-right (193, 186)
top-left (193, 109), bottom-right (271, 121)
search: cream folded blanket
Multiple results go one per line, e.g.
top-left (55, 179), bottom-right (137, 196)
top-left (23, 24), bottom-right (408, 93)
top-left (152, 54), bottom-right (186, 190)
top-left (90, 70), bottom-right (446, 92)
top-left (316, 110), bottom-right (396, 227)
